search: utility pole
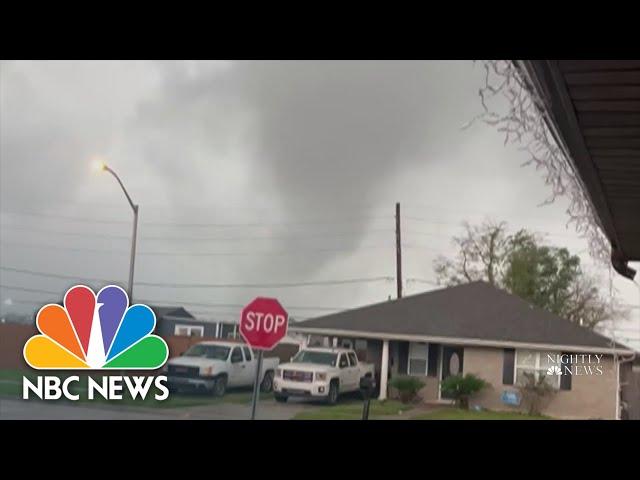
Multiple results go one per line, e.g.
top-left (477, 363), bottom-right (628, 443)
top-left (395, 202), bottom-right (402, 299)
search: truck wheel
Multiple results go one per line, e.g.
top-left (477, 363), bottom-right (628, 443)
top-left (326, 381), bottom-right (339, 405)
top-left (212, 375), bottom-right (227, 397)
top-left (274, 393), bottom-right (288, 403)
top-left (260, 371), bottom-right (274, 393)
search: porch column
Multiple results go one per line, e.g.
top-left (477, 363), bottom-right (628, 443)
top-left (379, 339), bottom-right (389, 400)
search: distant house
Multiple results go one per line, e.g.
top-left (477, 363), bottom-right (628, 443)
top-left (290, 281), bottom-right (635, 419)
top-left (149, 305), bottom-right (289, 343)
top-left (148, 305), bottom-right (303, 362)
top-left (150, 306), bottom-right (217, 338)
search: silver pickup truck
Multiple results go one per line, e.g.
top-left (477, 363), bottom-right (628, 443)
top-left (165, 341), bottom-right (279, 397)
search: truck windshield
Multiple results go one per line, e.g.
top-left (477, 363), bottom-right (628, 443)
top-left (291, 351), bottom-right (338, 366)
top-left (182, 345), bottom-right (230, 360)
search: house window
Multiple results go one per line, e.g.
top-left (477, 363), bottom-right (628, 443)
top-left (515, 350), bottom-right (560, 389)
top-left (340, 339), bottom-right (354, 349)
top-left (174, 325), bottom-right (204, 337)
top-left (354, 339), bottom-right (367, 351)
top-left (408, 342), bottom-right (429, 376)
top-left (220, 323), bottom-right (237, 339)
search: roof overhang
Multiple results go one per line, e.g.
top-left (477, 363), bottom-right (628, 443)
top-left (291, 326), bottom-right (634, 356)
top-left (518, 60), bottom-right (640, 279)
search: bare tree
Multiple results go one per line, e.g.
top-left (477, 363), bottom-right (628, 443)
top-left (434, 220), bottom-right (514, 287)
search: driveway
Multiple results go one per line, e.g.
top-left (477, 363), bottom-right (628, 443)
top-left (0, 397), bottom-right (306, 420)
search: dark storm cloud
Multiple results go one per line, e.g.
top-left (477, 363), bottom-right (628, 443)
top-left (0, 62), bottom-right (104, 211)
top-left (0, 61), bottom-right (158, 213)
top-left (129, 61), bottom-right (479, 273)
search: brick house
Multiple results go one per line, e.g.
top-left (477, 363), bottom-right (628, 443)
top-left (290, 281), bottom-right (634, 419)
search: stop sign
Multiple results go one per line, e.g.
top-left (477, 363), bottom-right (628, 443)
top-left (240, 297), bottom-right (289, 350)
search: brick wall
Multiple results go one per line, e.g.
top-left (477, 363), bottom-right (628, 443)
top-left (463, 346), bottom-right (618, 419)
top-left (0, 323), bottom-right (36, 370)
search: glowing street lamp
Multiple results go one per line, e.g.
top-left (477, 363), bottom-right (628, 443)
top-left (98, 161), bottom-right (139, 301)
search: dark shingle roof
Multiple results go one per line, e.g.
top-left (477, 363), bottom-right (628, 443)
top-left (149, 306), bottom-right (195, 319)
top-left (294, 281), bottom-right (628, 351)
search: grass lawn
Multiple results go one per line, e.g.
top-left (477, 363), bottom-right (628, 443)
top-left (0, 369), bottom-right (271, 409)
top-left (294, 399), bottom-right (409, 420)
top-left (411, 408), bottom-right (550, 420)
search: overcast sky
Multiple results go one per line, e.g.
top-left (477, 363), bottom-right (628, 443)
top-left (1, 60), bottom-right (638, 349)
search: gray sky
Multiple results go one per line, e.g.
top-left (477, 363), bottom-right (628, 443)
top-left (1, 60), bottom-right (638, 349)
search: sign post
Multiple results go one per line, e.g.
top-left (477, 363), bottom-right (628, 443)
top-left (240, 297), bottom-right (289, 421)
top-left (250, 351), bottom-right (263, 420)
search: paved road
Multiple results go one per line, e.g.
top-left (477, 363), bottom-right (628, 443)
top-left (0, 397), bottom-right (305, 420)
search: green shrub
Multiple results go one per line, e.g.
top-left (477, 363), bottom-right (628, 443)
top-left (390, 376), bottom-right (425, 404)
top-left (440, 374), bottom-right (487, 409)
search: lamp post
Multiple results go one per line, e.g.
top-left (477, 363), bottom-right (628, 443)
top-left (101, 163), bottom-right (139, 301)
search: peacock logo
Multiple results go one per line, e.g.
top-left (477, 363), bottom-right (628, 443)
top-left (546, 365), bottom-right (563, 376)
top-left (23, 285), bottom-right (168, 370)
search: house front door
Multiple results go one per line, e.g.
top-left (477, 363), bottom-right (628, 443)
top-left (440, 346), bottom-right (464, 400)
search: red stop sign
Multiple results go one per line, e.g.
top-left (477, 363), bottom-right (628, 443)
top-left (240, 297), bottom-right (289, 350)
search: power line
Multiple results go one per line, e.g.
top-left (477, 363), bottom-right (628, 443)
top-left (1, 266), bottom-right (122, 284)
top-left (0, 266), bottom-right (393, 289)
top-left (142, 217), bottom-right (391, 228)
top-left (137, 299), bottom-right (345, 312)
top-left (406, 278), bottom-right (439, 286)
top-left (135, 276), bottom-right (395, 289)
top-left (1, 223), bottom-right (394, 242)
top-left (0, 286), bottom-right (350, 319)
top-left (1, 211), bottom-right (130, 225)
top-left (0, 240), bottom-right (394, 257)
top-left (1, 211), bottom-right (391, 228)
top-left (3, 209), bottom-right (595, 240)
top-left (0, 287), bottom-right (348, 313)
top-left (142, 229), bottom-right (393, 242)
top-left (1, 217), bottom-right (593, 246)
top-left (0, 225), bottom-right (131, 240)
top-left (1, 241), bottom-right (129, 255)
top-left (0, 285), bottom-right (60, 295)
top-left (403, 216), bottom-right (455, 226)
top-left (402, 244), bottom-right (453, 253)
top-left (401, 202), bottom-right (591, 227)
top-left (0, 287), bottom-right (348, 318)
top-left (0, 240), bottom-right (457, 258)
top-left (402, 215), bottom-right (592, 240)
top-left (404, 230), bottom-right (456, 239)
top-left (0, 285), bottom-right (349, 312)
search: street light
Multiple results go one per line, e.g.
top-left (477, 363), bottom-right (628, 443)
top-left (100, 162), bottom-right (139, 301)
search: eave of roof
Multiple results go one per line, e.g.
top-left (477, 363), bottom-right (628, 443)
top-left (290, 326), bottom-right (633, 355)
top-left (518, 60), bottom-right (640, 279)
top-left (290, 282), bottom-right (631, 354)
top-left (149, 305), bottom-right (195, 319)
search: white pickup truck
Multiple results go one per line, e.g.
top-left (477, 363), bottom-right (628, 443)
top-left (273, 347), bottom-right (376, 404)
top-left (165, 341), bottom-right (279, 397)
